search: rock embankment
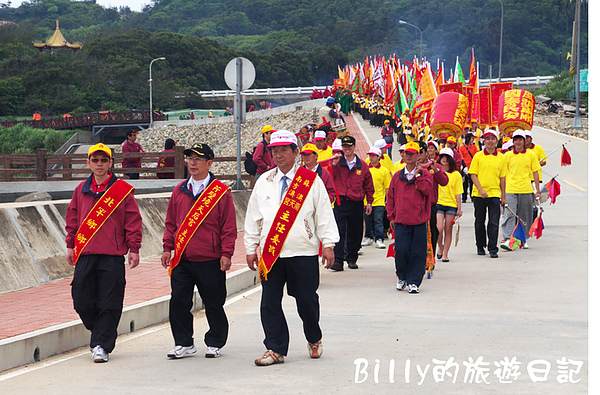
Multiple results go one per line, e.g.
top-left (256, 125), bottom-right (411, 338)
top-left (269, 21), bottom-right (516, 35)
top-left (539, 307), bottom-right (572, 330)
top-left (116, 108), bottom-right (319, 177)
top-left (534, 106), bottom-right (588, 140)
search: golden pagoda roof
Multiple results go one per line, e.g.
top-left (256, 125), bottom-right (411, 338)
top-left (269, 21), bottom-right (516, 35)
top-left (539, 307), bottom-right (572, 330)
top-left (33, 20), bottom-right (82, 51)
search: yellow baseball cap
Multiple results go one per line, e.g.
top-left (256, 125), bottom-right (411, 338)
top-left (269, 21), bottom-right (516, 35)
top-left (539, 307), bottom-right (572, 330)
top-left (404, 141), bottom-right (420, 154)
top-left (261, 125), bottom-right (274, 134)
top-left (300, 143), bottom-right (319, 155)
top-left (88, 143), bottom-right (112, 158)
top-left (447, 136), bottom-right (457, 144)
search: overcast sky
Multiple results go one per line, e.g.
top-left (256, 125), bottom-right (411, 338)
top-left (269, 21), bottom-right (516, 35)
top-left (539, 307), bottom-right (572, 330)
top-left (8, 1), bottom-right (151, 12)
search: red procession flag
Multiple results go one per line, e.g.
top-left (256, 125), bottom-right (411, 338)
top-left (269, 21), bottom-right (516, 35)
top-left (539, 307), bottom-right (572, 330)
top-left (560, 145), bottom-right (572, 166)
top-left (529, 213), bottom-right (545, 239)
top-left (545, 177), bottom-right (561, 204)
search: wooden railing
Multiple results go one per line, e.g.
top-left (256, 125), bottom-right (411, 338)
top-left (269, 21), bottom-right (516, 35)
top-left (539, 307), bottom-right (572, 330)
top-left (0, 110), bottom-right (167, 130)
top-left (0, 146), bottom-right (252, 183)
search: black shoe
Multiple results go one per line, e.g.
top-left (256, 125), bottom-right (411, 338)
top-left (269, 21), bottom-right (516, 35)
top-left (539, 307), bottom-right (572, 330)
top-left (490, 251), bottom-right (498, 258)
top-left (441, 258), bottom-right (449, 262)
top-left (436, 254), bottom-right (442, 259)
top-left (462, 199), bottom-right (467, 203)
top-left (477, 247), bottom-right (486, 256)
top-left (347, 261), bottom-right (359, 269)
top-left (330, 262), bottom-right (344, 271)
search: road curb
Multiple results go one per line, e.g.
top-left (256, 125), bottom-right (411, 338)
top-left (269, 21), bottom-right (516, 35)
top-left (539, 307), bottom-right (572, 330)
top-left (0, 267), bottom-right (258, 373)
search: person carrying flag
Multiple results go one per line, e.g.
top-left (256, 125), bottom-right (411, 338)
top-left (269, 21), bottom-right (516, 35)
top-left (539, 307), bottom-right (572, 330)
top-left (65, 143), bottom-right (142, 363)
top-left (468, 130), bottom-right (506, 258)
top-left (500, 130), bottom-right (541, 250)
top-left (161, 143), bottom-right (237, 360)
top-left (244, 130), bottom-right (339, 366)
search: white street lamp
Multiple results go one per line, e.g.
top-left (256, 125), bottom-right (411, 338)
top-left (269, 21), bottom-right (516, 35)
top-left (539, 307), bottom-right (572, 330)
top-left (399, 20), bottom-right (423, 60)
top-left (149, 57), bottom-right (166, 128)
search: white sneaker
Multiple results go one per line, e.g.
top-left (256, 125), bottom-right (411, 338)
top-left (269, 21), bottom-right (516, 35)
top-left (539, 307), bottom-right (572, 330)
top-left (407, 284), bottom-right (420, 294)
top-left (523, 242), bottom-right (529, 249)
top-left (357, 248), bottom-right (363, 255)
top-left (91, 345), bottom-right (108, 363)
top-left (375, 240), bottom-right (386, 249)
top-left (361, 238), bottom-right (374, 246)
top-left (500, 240), bottom-right (511, 251)
top-left (205, 346), bottom-right (221, 358)
top-left (167, 345), bottom-right (197, 359)
top-left (396, 279), bottom-right (406, 291)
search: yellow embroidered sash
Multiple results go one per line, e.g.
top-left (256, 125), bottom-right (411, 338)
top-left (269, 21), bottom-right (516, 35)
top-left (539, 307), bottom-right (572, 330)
top-left (73, 179), bottom-right (134, 264)
top-left (168, 179), bottom-right (229, 276)
top-left (258, 166), bottom-right (317, 280)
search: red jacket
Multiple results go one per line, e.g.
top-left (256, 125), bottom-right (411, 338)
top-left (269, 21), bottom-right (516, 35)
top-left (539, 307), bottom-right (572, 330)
top-left (163, 174), bottom-right (237, 261)
top-left (305, 164), bottom-right (336, 203)
top-left (253, 140), bottom-right (275, 176)
top-left (65, 174), bottom-right (142, 255)
top-left (386, 167), bottom-right (434, 225)
top-left (121, 140), bottom-right (144, 168)
top-left (331, 155), bottom-right (374, 204)
top-left (425, 162), bottom-right (449, 205)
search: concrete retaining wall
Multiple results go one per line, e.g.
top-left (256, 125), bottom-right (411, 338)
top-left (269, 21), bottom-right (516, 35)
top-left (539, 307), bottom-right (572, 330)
top-left (0, 190), bottom-right (251, 294)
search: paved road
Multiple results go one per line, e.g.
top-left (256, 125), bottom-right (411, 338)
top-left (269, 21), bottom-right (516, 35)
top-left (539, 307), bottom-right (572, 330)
top-left (0, 115), bottom-right (588, 393)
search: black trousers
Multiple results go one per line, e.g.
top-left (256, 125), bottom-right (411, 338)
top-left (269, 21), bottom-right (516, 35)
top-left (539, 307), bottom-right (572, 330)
top-left (169, 259), bottom-right (228, 348)
top-left (260, 255), bottom-right (321, 356)
top-left (394, 223), bottom-right (427, 286)
top-left (429, 204), bottom-right (439, 257)
top-left (333, 200), bottom-right (364, 264)
top-left (462, 174), bottom-right (473, 201)
top-left (473, 197), bottom-right (501, 253)
top-left (71, 255), bottom-right (126, 353)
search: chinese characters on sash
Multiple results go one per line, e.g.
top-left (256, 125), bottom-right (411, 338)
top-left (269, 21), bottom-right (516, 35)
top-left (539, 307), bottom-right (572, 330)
top-left (258, 166), bottom-right (317, 281)
top-left (73, 179), bottom-right (134, 264)
top-left (168, 179), bottom-right (229, 275)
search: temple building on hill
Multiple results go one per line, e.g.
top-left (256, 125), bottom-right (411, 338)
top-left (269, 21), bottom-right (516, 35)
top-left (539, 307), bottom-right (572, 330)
top-left (33, 20), bottom-right (82, 52)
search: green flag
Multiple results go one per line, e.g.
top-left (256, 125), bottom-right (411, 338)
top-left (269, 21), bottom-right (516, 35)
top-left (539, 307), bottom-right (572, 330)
top-left (454, 56), bottom-right (465, 84)
top-left (398, 83), bottom-right (409, 112)
top-left (350, 73), bottom-right (361, 94)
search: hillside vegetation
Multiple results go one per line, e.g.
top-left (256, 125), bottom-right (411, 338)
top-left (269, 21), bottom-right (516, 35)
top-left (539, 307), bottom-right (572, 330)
top-left (0, 0), bottom-right (588, 117)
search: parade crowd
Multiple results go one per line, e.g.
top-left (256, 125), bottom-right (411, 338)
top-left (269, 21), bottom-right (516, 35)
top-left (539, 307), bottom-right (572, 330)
top-left (65, 92), bottom-right (548, 368)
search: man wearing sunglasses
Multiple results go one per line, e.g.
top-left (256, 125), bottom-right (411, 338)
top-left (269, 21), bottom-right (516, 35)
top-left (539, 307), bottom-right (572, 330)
top-left (65, 143), bottom-right (143, 363)
top-left (162, 143), bottom-right (237, 360)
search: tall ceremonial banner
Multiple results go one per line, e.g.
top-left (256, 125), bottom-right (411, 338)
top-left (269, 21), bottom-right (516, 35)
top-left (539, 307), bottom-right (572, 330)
top-left (438, 82), bottom-right (463, 95)
top-left (498, 89), bottom-right (535, 137)
top-left (489, 82), bottom-right (513, 125)
top-left (430, 92), bottom-right (469, 138)
top-left (463, 86), bottom-right (474, 126)
top-left (479, 87), bottom-right (492, 126)
top-left (258, 167), bottom-right (317, 281)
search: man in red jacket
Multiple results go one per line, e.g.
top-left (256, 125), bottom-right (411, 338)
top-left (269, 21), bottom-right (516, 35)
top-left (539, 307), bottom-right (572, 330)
top-left (386, 141), bottom-right (434, 294)
top-left (300, 143), bottom-right (336, 203)
top-left (121, 130), bottom-right (144, 179)
top-left (331, 135), bottom-right (374, 271)
top-left (65, 143), bottom-right (142, 363)
top-left (161, 143), bottom-right (237, 360)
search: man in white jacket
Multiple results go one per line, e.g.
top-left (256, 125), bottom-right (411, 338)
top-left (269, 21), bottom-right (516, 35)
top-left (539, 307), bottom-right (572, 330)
top-left (245, 130), bottom-right (340, 366)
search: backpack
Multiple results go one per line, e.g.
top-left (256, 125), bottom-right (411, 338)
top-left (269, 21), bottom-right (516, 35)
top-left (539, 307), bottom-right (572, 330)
top-left (244, 145), bottom-right (258, 176)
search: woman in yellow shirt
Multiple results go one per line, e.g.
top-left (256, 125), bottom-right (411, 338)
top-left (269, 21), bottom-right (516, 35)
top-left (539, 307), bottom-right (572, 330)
top-left (436, 148), bottom-right (464, 262)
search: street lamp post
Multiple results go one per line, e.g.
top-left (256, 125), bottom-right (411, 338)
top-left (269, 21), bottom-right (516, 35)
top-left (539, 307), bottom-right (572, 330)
top-left (149, 57), bottom-right (166, 128)
top-left (497, 0), bottom-right (504, 82)
top-left (398, 20), bottom-right (423, 60)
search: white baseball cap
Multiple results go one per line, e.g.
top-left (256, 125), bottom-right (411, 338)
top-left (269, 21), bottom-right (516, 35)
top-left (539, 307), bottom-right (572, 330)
top-left (314, 130), bottom-right (327, 140)
top-left (511, 129), bottom-right (527, 139)
top-left (368, 146), bottom-right (382, 156)
top-left (439, 147), bottom-right (454, 157)
top-left (332, 138), bottom-right (343, 152)
top-left (522, 130), bottom-right (533, 138)
top-left (427, 141), bottom-right (439, 150)
top-left (398, 144), bottom-right (406, 152)
top-left (482, 129), bottom-right (499, 139)
top-left (374, 139), bottom-right (387, 149)
top-left (268, 130), bottom-right (298, 147)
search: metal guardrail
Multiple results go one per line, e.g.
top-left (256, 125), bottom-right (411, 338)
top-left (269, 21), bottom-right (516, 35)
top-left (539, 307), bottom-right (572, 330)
top-left (197, 76), bottom-right (554, 97)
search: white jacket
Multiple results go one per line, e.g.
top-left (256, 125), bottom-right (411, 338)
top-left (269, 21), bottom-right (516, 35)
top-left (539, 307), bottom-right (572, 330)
top-left (244, 165), bottom-right (340, 257)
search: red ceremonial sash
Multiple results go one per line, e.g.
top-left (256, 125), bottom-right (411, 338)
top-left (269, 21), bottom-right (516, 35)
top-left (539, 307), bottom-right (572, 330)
top-left (168, 179), bottom-right (229, 276)
top-left (258, 166), bottom-right (317, 281)
top-left (73, 179), bottom-right (134, 264)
